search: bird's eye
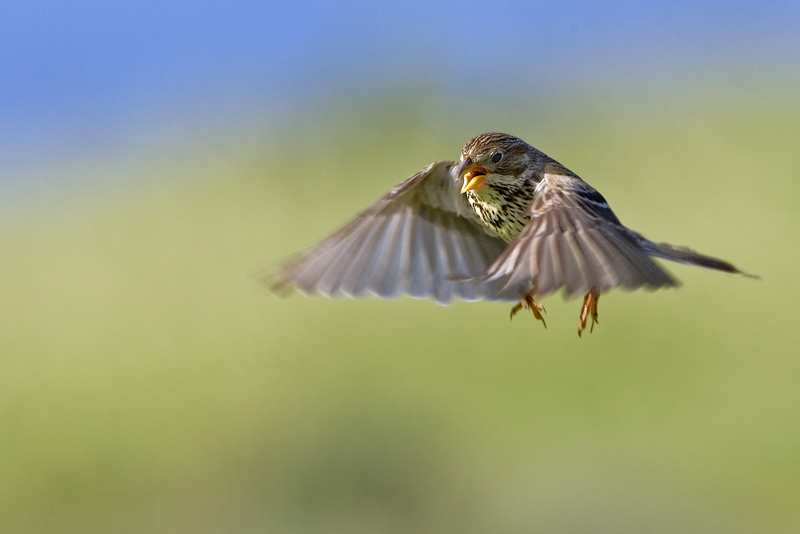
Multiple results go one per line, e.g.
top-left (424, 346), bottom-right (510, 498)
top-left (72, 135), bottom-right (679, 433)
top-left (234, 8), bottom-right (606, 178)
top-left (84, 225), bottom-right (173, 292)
top-left (491, 152), bottom-right (502, 163)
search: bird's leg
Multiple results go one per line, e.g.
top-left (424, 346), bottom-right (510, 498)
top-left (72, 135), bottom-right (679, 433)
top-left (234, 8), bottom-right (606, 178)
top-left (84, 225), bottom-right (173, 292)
top-left (510, 287), bottom-right (546, 328)
top-left (578, 287), bottom-right (600, 337)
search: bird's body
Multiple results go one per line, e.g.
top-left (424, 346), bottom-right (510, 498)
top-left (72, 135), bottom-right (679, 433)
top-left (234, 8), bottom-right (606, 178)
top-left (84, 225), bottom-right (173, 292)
top-left (269, 133), bottom-right (753, 334)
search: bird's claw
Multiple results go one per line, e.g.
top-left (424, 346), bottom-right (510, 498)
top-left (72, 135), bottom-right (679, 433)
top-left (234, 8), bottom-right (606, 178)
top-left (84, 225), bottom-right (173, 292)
top-left (510, 290), bottom-right (547, 328)
top-left (578, 287), bottom-right (600, 337)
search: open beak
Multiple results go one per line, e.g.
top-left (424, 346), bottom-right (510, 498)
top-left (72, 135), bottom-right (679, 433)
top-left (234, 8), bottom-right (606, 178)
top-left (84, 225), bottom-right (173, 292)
top-left (458, 160), bottom-right (488, 194)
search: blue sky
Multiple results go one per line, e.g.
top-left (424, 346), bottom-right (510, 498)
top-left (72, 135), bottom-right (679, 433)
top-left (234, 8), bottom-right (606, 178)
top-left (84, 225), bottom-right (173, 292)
top-left (1, 1), bottom-right (798, 175)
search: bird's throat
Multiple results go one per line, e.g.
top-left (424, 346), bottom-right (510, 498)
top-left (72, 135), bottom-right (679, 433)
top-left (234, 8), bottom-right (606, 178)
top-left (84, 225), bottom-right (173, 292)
top-left (466, 181), bottom-right (535, 242)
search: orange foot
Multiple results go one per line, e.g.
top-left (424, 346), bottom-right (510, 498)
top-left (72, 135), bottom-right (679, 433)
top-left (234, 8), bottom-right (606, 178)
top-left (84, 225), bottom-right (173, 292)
top-left (510, 288), bottom-right (546, 328)
top-left (578, 287), bottom-right (600, 337)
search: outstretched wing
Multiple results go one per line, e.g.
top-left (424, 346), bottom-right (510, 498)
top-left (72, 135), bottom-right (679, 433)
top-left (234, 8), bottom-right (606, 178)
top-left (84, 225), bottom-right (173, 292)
top-left (268, 161), bottom-right (521, 304)
top-left (475, 163), bottom-right (678, 298)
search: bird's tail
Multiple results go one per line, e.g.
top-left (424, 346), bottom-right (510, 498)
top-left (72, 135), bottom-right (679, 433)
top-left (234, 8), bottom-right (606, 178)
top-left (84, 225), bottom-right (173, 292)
top-left (643, 241), bottom-right (758, 278)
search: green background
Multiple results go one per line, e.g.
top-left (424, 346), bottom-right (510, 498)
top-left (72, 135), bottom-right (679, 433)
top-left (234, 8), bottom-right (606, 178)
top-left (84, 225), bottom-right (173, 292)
top-left (2, 83), bottom-right (798, 532)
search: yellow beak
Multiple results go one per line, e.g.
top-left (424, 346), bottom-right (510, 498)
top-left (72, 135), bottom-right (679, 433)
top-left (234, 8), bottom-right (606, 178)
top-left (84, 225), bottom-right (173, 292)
top-left (460, 165), bottom-right (488, 194)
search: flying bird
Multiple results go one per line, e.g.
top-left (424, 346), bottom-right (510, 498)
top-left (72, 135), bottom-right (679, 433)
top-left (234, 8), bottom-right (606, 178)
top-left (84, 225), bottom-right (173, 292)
top-left (268, 133), bottom-right (754, 335)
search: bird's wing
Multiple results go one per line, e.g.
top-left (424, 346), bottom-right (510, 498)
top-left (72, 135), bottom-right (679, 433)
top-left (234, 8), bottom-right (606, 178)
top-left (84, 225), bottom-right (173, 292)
top-left (474, 163), bottom-right (678, 299)
top-left (267, 161), bottom-right (519, 304)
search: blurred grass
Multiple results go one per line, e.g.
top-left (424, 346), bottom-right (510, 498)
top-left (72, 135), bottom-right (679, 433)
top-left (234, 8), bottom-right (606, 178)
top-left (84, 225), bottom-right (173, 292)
top-left (1, 85), bottom-right (798, 533)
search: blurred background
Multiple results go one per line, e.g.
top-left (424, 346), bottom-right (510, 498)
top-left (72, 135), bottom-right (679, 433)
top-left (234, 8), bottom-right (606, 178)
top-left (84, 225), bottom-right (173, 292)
top-left (2, 1), bottom-right (799, 532)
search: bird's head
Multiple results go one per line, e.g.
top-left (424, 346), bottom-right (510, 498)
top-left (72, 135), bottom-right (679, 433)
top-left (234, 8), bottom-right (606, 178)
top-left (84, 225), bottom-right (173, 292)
top-left (457, 133), bottom-right (535, 195)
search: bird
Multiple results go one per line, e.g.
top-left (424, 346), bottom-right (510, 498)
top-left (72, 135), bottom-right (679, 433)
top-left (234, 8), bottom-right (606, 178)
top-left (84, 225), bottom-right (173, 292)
top-left (268, 132), bottom-right (754, 335)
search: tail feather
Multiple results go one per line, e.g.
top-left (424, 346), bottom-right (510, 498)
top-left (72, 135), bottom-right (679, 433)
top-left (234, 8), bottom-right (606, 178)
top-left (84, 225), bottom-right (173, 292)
top-left (645, 241), bottom-right (759, 278)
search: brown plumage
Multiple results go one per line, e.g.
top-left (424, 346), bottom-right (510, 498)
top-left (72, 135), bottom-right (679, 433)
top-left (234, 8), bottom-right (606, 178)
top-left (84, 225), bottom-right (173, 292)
top-left (268, 133), bottom-right (754, 334)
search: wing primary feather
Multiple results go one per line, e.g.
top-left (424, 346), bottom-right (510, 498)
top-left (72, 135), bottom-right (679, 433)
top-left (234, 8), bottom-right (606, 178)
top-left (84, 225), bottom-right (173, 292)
top-left (573, 228), bottom-right (622, 291)
top-left (595, 227), bottom-right (654, 288)
top-left (367, 212), bottom-right (406, 298)
top-left (350, 214), bottom-right (399, 297)
top-left (536, 220), bottom-right (566, 295)
top-left (457, 232), bottom-right (502, 301)
top-left (338, 214), bottom-right (393, 297)
top-left (429, 215), bottom-right (455, 304)
top-left (315, 228), bottom-right (374, 297)
top-left (598, 227), bottom-right (676, 289)
top-left (560, 228), bottom-right (592, 298)
top-left (393, 207), bottom-right (416, 295)
top-left (290, 230), bottom-right (362, 294)
top-left (406, 214), bottom-right (432, 298)
top-left (535, 231), bottom-right (561, 296)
